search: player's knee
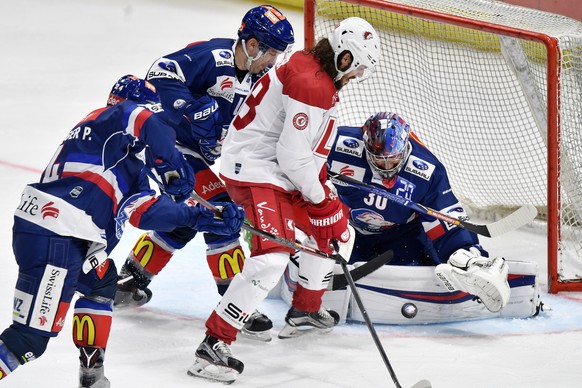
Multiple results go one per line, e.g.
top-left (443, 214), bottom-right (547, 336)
top-left (0, 325), bottom-right (50, 365)
top-left (239, 252), bottom-right (289, 290)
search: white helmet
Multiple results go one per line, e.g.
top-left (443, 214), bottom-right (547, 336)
top-left (328, 17), bottom-right (381, 82)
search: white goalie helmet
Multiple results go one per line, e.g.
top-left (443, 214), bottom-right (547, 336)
top-left (328, 17), bottom-right (381, 82)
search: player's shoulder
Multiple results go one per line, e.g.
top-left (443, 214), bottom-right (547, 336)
top-left (401, 135), bottom-right (446, 182)
top-left (278, 51), bottom-right (337, 109)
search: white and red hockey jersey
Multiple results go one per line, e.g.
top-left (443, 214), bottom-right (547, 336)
top-left (219, 51), bottom-right (339, 204)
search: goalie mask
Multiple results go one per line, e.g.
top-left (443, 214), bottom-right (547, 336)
top-left (107, 75), bottom-right (160, 106)
top-left (238, 5), bottom-right (295, 69)
top-left (328, 17), bottom-right (381, 82)
top-left (362, 112), bottom-right (411, 180)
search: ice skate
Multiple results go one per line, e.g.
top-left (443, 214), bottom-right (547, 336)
top-left (239, 310), bottom-right (273, 342)
top-left (187, 335), bottom-right (244, 384)
top-left (113, 262), bottom-right (153, 309)
top-left (278, 306), bottom-right (339, 339)
top-left (79, 347), bottom-right (110, 388)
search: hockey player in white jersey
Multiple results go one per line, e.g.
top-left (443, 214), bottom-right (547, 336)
top-left (187, 17), bottom-right (381, 383)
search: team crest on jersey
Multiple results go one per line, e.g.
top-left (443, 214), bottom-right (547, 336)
top-left (404, 155), bottom-right (435, 181)
top-left (328, 161), bottom-right (366, 183)
top-left (292, 113), bottom-right (308, 130)
top-left (335, 135), bottom-right (364, 157)
top-left (208, 75), bottom-right (235, 102)
top-left (351, 208), bottom-right (395, 232)
top-left (212, 49), bottom-right (234, 67)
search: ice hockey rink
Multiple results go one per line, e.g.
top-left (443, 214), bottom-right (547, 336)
top-left (1, 0), bottom-right (582, 387)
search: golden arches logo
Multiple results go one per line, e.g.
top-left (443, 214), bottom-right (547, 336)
top-left (0, 369), bottom-right (5, 379)
top-left (218, 248), bottom-right (245, 280)
top-left (72, 315), bottom-right (96, 346)
top-left (133, 233), bottom-right (155, 267)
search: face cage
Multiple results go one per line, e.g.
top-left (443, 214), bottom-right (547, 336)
top-left (365, 141), bottom-right (411, 180)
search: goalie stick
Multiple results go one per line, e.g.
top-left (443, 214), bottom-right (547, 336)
top-left (191, 192), bottom-right (432, 388)
top-left (331, 250), bottom-right (394, 290)
top-left (328, 169), bottom-right (537, 238)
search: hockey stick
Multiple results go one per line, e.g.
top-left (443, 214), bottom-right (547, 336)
top-left (328, 169), bottom-right (537, 238)
top-left (189, 192), bottom-right (340, 262)
top-left (331, 250), bottom-right (394, 290)
top-left (191, 192), bottom-right (431, 388)
top-left (332, 242), bottom-right (431, 388)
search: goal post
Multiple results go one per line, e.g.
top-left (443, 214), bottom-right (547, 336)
top-left (304, 0), bottom-right (582, 293)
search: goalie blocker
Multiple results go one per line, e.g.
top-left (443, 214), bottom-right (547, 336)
top-left (278, 258), bottom-right (541, 325)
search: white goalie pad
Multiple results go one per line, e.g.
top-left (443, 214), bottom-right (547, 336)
top-left (280, 259), bottom-right (541, 325)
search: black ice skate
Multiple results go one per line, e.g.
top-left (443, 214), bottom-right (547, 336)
top-left (113, 260), bottom-right (153, 309)
top-left (187, 335), bottom-right (244, 384)
top-left (278, 306), bottom-right (340, 339)
top-left (79, 346), bottom-right (110, 388)
top-left (239, 310), bottom-right (273, 342)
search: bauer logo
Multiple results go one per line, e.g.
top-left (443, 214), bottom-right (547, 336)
top-left (335, 135), bottom-right (363, 157)
top-left (404, 155), bottom-right (435, 181)
top-left (212, 49), bottom-right (234, 67)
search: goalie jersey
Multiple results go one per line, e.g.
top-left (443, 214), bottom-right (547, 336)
top-left (328, 125), bottom-right (481, 263)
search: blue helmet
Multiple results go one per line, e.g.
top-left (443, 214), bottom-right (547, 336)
top-left (107, 75), bottom-right (160, 106)
top-left (238, 5), bottom-right (294, 53)
top-left (362, 112), bottom-right (411, 180)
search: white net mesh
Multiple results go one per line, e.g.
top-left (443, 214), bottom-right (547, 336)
top-left (310, 0), bottom-right (582, 287)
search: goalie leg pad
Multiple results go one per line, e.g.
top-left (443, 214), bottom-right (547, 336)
top-left (435, 255), bottom-right (510, 313)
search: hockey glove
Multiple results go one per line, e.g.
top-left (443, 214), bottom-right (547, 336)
top-left (198, 125), bottom-right (228, 162)
top-left (181, 96), bottom-right (224, 140)
top-left (152, 155), bottom-right (195, 200)
top-left (307, 191), bottom-right (350, 254)
top-left (434, 247), bottom-right (510, 313)
top-left (194, 202), bottom-right (246, 236)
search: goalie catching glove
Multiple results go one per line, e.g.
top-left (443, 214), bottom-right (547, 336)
top-left (307, 188), bottom-right (350, 255)
top-left (434, 247), bottom-right (510, 313)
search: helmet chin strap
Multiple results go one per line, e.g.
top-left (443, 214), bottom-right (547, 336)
top-left (241, 39), bottom-right (264, 70)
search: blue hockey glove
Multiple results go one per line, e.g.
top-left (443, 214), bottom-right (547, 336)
top-left (181, 96), bottom-right (224, 140)
top-left (198, 125), bottom-right (228, 162)
top-left (194, 202), bottom-right (246, 235)
top-left (153, 155), bottom-right (195, 199)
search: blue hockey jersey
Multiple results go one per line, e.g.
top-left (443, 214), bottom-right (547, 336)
top-left (14, 101), bottom-right (201, 272)
top-left (328, 125), bottom-right (481, 262)
top-left (146, 38), bottom-right (257, 156)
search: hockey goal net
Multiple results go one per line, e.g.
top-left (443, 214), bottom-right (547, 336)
top-left (304, 0), bottom-right (582, 293)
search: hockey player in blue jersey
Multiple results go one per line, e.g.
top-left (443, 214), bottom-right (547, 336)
top-left (0, 75), bottom-right (246, 388)
top-left (321, 112), bottom-right (512, 315)
top-left (114, 4), bottom-right (294, 341)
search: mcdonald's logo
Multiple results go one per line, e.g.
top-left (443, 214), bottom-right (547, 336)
top-left (0, 368), bottom-right (6, 380)
top-left (218, 247), bottom-right (245, 280)
top-left (133, 233), bottom-right (155, 267)
top-left (72, 315), bottom-right (96, 346)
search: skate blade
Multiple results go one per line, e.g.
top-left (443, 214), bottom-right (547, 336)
top-left (187, 357), bottom-right (238, 384)
top-left (239, 328), bottom-right (272, 342)
top-left (277, 324), bottom-right (333, 339)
